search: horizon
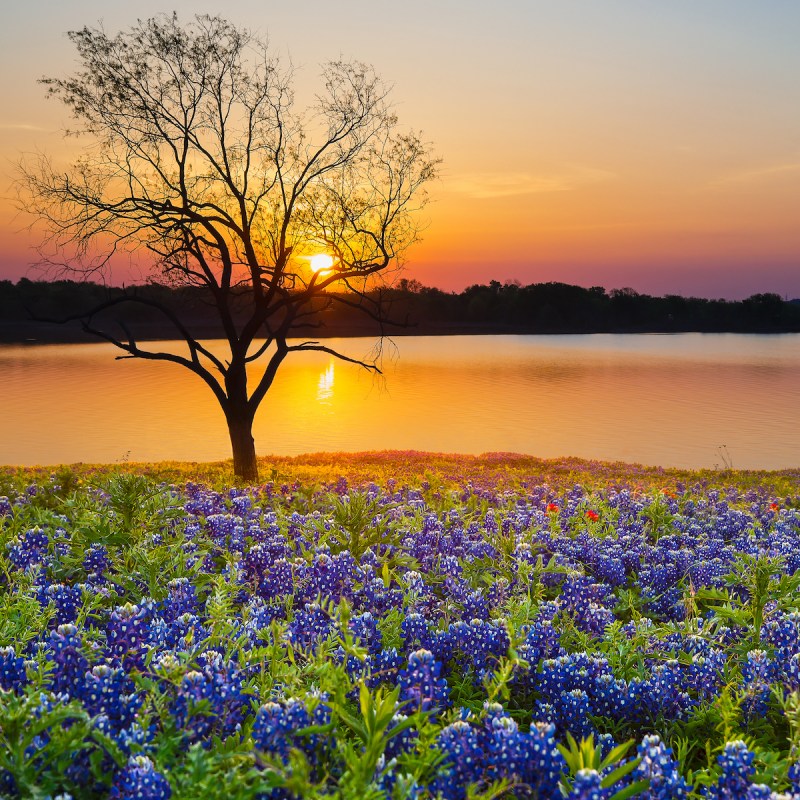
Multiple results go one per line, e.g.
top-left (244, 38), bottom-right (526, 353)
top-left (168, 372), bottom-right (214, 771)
top-left (1, 2), bottom-right (798, 300)
top-left (4, 272), bottom-right (800, 304)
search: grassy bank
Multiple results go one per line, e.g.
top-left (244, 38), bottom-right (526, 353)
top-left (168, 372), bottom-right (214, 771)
top-left (2, 450), bottom-right (799, 497)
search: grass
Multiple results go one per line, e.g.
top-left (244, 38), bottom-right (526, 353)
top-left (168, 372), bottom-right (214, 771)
top-left (2, 450), bottom-right (799, 497)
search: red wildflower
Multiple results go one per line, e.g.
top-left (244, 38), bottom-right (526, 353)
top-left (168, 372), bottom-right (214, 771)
top-left (546, 503), bottom-right (559, 514)
top-left (586, 510), bottom-right (600, 522)
top-left (770, 502), bottom-right (780, 512)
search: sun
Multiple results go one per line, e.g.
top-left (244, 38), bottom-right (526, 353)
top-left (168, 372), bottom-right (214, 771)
top-left (309, 253), bottom-right (336, 274)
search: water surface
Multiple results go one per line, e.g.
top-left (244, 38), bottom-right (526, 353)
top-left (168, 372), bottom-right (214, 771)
top-left (1, 334), bottom-right (798, 469)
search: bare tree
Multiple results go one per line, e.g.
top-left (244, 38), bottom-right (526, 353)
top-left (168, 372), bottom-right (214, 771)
top-left (20, 14), bottom-right (438, 480)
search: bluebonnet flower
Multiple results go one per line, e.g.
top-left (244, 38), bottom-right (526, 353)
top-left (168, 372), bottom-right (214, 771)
top-left (517, 721), bottom-right (567, 798)
top-left (83, 543), bottom-right (111, 577)
top-left (553, 689), bottom-right (594, 739)
top-left (439, 555), bottom-right (464, 579)
top-left (106, 603), bottom-right (152, 668)
top-left (592, 554), bottom-right (627, 587)
top-left (384, 712), bottom-right (418, 761)
top-left (0, 495), bottom-right (12, 516)
top-left (460, 589), bottom-right (490, 621)
top-left (230, 494), bottom-right (253, 517)
top-left (170, 670), bottom-right (215, 742)
top-left (431, 721), bottom-right (484, 800)
top-left (205, 513), bottom-right (240, 549)
top-left (244, 519), bottom-right (272, 545)
top-left (359, 647), bottom-right (404, 688)
top-left (536, 653), bottom-right (609, 703)
top-left (402, 613), bottom-right (433, 651)
top-left (589, 673), bottom-right (631, 720)
top-left (0, 645), bottom-right (27, 691)
top-left (170, 652), bottom-right (248, 742)
top-left (306, 551), bottom-right (360, 602)
top-left (81, 665), bottom-right (141, 733)
top-left (517, 615), bottom-right (562, 678)
top-left (487, 715), bottom-right (533, 783)
top-left (38, 582), bottom-right (82, 626)
top-left (637, 661), bottom-right (695, 722)
top-left (742, 650), bottom-right (775, 719)
top-left (168, 612), bottom-right (209, 650)
top-left (401, 570), bottom-right (427, 595)
top-left (255, 557), bottom-right (294, 601)
top-left (7, 527), bottom-right (49, 570)
top-left (787, 761), bottom-right (800, 794)
top-left (242, 542), bottom-right (273, 579)
top-left (243, 597), bottom-right (285, 645)
top-left (486, 576), bottom-right (512, 609)
top-left (252, 702), bottom-right (298, 762)
top-left (5, 477), bottom-right (800, 794)
top-left (252, 694), bottom-right (331, 766)
top-left (689, 650), bottom-right (726, 702)
top-left (286, 602), bottom-right (335, 652)
top-left (0, 771), bottom-right (17, 797)
top-left (689, 559), bottom-right (728, 589)
top-left (110, 755), bottom-right (171, 799)
top-left (160, 578), bottom-right (199, 622)
top-left (635, 735), bottom-right (690, 799)
top-left (567, 768), bottom-right (609, 799)
top-left (348, 611), bottom-right (382, 655)
top-left (398, 649), bottom-right (449, 713)
top-left (582, 603), bottom-right (616, 636)
top-left (559, 576), bottom-right (616, 635)
top-left (703, 741), bottom-right (760, 799)
top-left (641, 586), bottom-right (686, 622)
top-left (359, 577), bottom-right (404, 616)
top-left (47, 624), bottom-right (89, 698)
top-left (449, 618), bottom-right (510, 679)
top-left (113, 722), bottom-right (154, 757)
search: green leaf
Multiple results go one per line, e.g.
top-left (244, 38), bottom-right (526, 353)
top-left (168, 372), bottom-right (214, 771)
top-left (608, 779), bottom-right (650, 800)
top-left (600, 740), bottom-right (636, 771)
top-left (600, 757), bottom-right (641, 788)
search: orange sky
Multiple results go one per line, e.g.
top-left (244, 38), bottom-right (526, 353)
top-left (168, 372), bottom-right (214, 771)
top-left (1, 1), bottom-right (798, 299)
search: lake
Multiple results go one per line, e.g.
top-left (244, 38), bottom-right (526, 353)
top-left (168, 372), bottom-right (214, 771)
top-left (1, 333), bottom-right (798, 469)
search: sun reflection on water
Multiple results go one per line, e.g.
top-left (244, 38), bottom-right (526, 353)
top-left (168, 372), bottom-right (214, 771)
top-left (2, 335), bottom-right (800, 467)
top-left (317, 362), bottom-right (335, 403)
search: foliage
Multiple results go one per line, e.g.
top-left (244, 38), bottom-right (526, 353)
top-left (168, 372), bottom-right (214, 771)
top-left (6, 278), bottom-right (800, 341)
top-left (558, 734), bottom-right (648, 799)
top-left (0, 465), bottom-right (799, 797)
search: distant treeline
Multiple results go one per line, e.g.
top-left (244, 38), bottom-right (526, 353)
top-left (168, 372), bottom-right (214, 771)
top-left (2, 277), bottom-right (800, 342)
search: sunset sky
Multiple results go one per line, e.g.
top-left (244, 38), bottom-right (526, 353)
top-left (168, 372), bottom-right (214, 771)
top-left (1, 1), bottom-right (798, 299)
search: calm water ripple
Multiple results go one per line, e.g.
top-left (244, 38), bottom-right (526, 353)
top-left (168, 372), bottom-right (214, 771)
top-left (1, 333), bottom-right (798, 469)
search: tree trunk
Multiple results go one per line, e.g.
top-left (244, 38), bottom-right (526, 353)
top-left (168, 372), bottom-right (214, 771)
top-left (227, 412), bottom-right (258, 482)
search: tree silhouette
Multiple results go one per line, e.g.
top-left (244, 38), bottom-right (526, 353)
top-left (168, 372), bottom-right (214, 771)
top-left (20, 14), bottom-right (437, 479)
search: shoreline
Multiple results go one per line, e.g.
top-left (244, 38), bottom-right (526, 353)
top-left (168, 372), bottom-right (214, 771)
top-left (2, 450), bottom-right (799, 494)
top-left (3, 322), bottom-right (800, 345)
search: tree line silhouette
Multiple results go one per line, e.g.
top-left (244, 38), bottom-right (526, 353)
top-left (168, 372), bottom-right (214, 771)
top-left (2, 277), bottom-right (799, 342)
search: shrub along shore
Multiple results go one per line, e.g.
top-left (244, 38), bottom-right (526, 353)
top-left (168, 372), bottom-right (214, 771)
top-left (1, 453), bottom-right (800, 798)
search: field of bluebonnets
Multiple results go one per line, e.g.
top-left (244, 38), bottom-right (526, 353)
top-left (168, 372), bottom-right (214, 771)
top-left (2, 454), bottom-right (800, 799)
